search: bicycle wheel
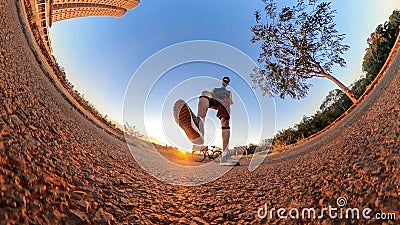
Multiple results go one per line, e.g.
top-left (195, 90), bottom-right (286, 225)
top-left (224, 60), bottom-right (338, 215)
top-left (211, 150), bottom-right (222, 162)
top-left (192, 150), bottom-right (206, 162)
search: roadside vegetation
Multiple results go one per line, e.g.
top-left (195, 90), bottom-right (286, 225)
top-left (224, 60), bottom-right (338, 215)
top-left (266, 10), bottom-right (400, 152)
top-left (23, 0), bottom-right (399, 156)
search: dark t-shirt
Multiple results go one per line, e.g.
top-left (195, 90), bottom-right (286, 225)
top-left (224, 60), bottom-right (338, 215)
top-left (212, 87), bottom-right (230, 100)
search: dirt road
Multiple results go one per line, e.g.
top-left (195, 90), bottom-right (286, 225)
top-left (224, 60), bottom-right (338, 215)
top-left (1, 0), bottom-right (399, 224)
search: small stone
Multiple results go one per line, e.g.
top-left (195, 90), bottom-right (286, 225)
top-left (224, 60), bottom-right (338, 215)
top-left (50, 127), bottom-right (59, 135)
top-left (369, 164), bottom-right (383, 175)
top-left (113, 208), bottom-right (125, 218)
top-left (7, 114), bottom-right (23, 126)
top-left (385, 133), bottom-right (397, 141)
top-left (127, 213), bottom-right (139, 222)
top-left (352, 162), bottom-right (365, 171)
top-left (150, 204), bottom-right (158, 211)
top-left (192, 216), bottom-right (209, 225)
top-left (93, 208), bottom-right (115, 224)
top-left (30, 184), bottom-right (46, 194)
top-left (215, 217), bottom-right (224, 223)
top-left (119, 178), bottom-right (127, 185)
top-left (0, 175), bottom-right (5, 184)
top-left (120, 197), bottom-right (129, 205)
top-left (28, 125), bottom-right (37, 130)
top-left (382, 185), bottom-right (396, 197)
top-left (357, 197), bottom-right (369, 205)
top-left (223, 210), bottom-right (236, 221)
top-left (23, 174), bottom-right (38, 186)
top-left (49, 210), bottom-right (67, 222)
top-left (76, 200), bottom-right (90, 213)
top-left (321, 219), bottom-right (335, 225)
top-left (4, 104), bottom-right (13, 114)
top-left (154, 214), bottom-right (165, 223)
top-left (178, 217), bottom-right (189, 224)
top-left (71, 190), bottom-right (87, 200)
top-left (374, 198), bottom-right (384, 208)
top-left (95, 177), bottom-right (106, 184)
top-left (319, 198), bottom-right (328, 206)
top-left (69, 209), bottom-right (88, 223)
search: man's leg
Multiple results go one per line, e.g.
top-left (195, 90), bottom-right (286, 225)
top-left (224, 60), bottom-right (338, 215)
top-left (220, 116), bottom-right (239, 166)
top-left (173, 96), bottom-right (205, 144)
top-left (221, 117), bottom-right (230, 152)
top-left (191, 91), bottom-right (211, 148)
top-left (198, 91), bottom-right (211, 119)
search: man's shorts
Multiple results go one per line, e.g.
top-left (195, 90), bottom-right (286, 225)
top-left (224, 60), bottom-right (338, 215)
top-left (200, 96), bottom-right (230, 120)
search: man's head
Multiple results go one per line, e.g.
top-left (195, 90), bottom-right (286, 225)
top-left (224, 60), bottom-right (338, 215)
top-left (222, 76), bottom-right (230, 87)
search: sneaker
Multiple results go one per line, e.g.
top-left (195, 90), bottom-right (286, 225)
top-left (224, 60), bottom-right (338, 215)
top-left (192, 145), bottom-right (207, 151)
top-left (173, 99), bottom-right (204, 144)
top-left (220, 156), bottom-right (240, 166)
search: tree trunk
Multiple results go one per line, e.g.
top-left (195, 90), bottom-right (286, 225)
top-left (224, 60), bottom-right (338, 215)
top-left (322, 73), bottom-right (358, 104)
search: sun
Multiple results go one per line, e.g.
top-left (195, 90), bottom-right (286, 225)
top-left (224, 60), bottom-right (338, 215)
top-left (177, 148), bottom-right (191, 153)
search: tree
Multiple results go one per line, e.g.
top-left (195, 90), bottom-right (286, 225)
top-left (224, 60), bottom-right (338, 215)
top-left (319, 89), bottom-right (347, 112)
top-left (363, 10), bottom-right (400, 81)
top-left (124, 122), bottom-right (143, 138)
top-left (268, 10), bottom-right (400, 151)
top-left (247, 144), bottom-right (258, 155)
top-left (251, 0), bottom-right (357, 103)
top-left (362, 27), bottom-right (389, 81)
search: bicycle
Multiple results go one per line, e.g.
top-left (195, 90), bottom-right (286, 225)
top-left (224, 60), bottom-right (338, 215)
top-left (192, 146), bottom-right (222, 162)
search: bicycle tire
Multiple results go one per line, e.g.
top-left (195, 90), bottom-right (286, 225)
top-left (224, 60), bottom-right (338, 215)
top-left (192, 150), bottom-right (206, 162)
top-left (211, 150), bottom-right (222, 162)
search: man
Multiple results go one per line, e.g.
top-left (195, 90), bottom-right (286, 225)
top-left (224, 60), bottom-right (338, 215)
top-left (173, 76), bottom-right (239, 166)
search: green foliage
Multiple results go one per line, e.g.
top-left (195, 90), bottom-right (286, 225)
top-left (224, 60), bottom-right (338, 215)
top-left (251, 0), bottom-right (350, 99)
top-left (247, 144), bottom-right (258, 155)
top-left (270, 10), bottom-right (400, 149)
top-left (362, 10), bottom-right (400, 81)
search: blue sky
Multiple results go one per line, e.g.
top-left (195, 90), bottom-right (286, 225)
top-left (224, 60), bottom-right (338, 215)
top-left (50, 0), bottom-right (400, 149)
top-left (122, 41), bottom-right (274, 150)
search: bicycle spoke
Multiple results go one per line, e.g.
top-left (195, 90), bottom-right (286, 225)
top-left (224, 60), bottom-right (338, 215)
top-left (192, 150), bottom-right (206, 162)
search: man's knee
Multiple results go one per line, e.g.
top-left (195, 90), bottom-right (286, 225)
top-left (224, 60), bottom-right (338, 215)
top-left (199, 91), bottom-right (212, 106)
top-left (201, 91), bottom-right (212, 98)
top-left (221, 118), bottom-right (230, 127)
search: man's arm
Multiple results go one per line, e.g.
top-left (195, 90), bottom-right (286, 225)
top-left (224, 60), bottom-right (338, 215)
top-left (229, 91), bottom-right (233, 105)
